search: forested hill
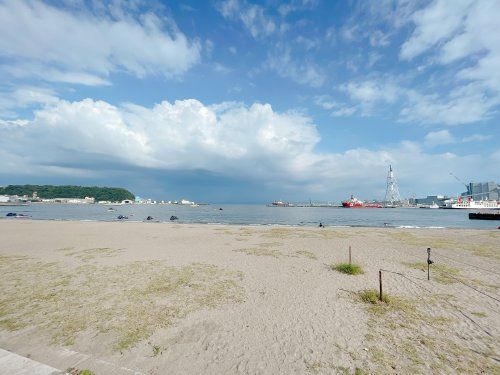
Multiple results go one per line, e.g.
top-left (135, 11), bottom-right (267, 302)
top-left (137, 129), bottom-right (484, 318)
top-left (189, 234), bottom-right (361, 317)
top-left (0, 185), bottom-right (135, 202)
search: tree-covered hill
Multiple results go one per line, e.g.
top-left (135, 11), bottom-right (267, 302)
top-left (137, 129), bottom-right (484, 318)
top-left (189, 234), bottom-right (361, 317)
top-left (0, 185), bottom-right (135, 202)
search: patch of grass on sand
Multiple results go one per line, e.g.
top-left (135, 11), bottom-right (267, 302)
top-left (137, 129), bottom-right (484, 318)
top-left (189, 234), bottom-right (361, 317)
top-left (471, 311), bottom-right (487, 318)
top-left (304, 361), bottom-right (350, 374)
top-left (0, 255), bottom-right (244, 351)
top-left (263, 228), bottom-right (350, 240)
top-left (234, 248), bottom-right (282, 258)
top-left (354, 286), bottom-right (498, 374)
top-left (61, 247), bottom-right (123, 261)
top-left (332, 263), bottom-right (364, 275)
top-left (67, 368), bottom-right (95, 375)
top-left (405, 262), bottom-right (461, 284)
top-left (358, 289), bottom-right (390, 304)
top-left (387, 231), bottom-right (500, 260)
top-left (295, 250), bottom-right (317, 260)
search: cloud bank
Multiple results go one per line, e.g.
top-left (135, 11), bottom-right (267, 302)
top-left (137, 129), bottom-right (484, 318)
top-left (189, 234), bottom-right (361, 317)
top-left (1, 97), bottom-right (497, 199)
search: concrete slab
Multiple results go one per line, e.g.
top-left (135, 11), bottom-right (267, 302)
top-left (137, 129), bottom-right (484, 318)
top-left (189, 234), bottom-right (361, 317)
top-left (0, 348), bottom-right (64, 375)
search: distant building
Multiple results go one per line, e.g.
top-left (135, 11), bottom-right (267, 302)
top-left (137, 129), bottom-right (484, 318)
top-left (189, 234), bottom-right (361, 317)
top-left (411, 195), bottom-right (448, 207)
top-left (0, 195), bottom-right (10, 203)
top-left (461, 182), bottom-right (499, 200)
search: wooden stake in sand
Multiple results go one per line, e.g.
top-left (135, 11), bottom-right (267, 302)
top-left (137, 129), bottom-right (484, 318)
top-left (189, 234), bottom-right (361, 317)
top-left (427, 247), bottom-right (433, 281)
top-left (379, 270), bottom-right (383, 301)
top-left (349, 245), bottom-right (352, 265)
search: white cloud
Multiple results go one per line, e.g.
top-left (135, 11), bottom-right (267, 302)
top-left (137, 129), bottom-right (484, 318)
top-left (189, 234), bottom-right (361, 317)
top-left (266, 47), bottom-right (325, 88)
top-left (342, 80), bottom-right (399, 104)
top-left (278, 0), bottom-right (319, 17)
top-left (216, 0), bottom-right (276, 38)
top-left (401, 83), bottom-right (497, 125)
top-left (399, 0), bottom-right (500, 120)
top-left (0, 86), bottom-right (59, 117)
top-left (1, 97), bottom-right (497, 198)
top-left (0, 0), bottom-right (201, 85)
top-left (400, 0), bottom-right (474, 60)
top-left (314, 95), bottom-right (356, 117)
top-left (314, 95), bottom-right (336, 110)
top-left (461, 134), bottom-right (492, 143)
top-left (424, 130), bottom-right (455, 147)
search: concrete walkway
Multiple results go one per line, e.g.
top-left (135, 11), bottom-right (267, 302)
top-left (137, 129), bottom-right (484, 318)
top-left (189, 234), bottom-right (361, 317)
top-left (0, 348), bottom-right (64, 375)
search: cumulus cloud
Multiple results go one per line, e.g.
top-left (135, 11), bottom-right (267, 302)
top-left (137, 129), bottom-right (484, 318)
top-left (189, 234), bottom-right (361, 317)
top-left (0, 0), bottom-right (201, 85)
top-left (1, 97), bottom-right (497, 198)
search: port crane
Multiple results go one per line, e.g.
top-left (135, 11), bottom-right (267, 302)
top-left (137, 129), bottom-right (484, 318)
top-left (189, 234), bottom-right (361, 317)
top-left (449, 172), bottom-right (470, 195)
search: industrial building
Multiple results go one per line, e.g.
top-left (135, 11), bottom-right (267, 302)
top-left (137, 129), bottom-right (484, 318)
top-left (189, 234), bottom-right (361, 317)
top-left (461, 182), bottom-right (499, 200)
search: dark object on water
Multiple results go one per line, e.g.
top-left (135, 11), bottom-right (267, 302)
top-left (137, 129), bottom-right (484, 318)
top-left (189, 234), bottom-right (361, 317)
top-left (318, 222), bottom-right (324, 228)
top-left (170, 215), bottom-right (178, 221)
top-left (146, 216), bottom-right (154, 221)
top-left (219, 208), bottom-right (223, 211)
top-left (469, 212), bottom-right (500, 220)
top-left (117, 215), bottom-right (128, 220)
top-left (6, 212), bottom-right (28, 218)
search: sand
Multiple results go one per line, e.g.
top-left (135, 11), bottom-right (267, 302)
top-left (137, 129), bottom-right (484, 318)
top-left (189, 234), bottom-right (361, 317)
top-left (0, 220), bottom-right (498, 374)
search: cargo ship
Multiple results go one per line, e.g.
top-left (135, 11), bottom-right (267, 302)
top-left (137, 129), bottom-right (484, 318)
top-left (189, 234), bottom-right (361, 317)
top-left (342, 196), bottom-right (382, 208)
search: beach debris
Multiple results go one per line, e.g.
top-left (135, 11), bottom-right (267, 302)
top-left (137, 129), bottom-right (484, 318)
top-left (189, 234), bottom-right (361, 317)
top-left (117, 215), bottom-right (128, 220)
top-left (170, 215), bottom-right (178, 221)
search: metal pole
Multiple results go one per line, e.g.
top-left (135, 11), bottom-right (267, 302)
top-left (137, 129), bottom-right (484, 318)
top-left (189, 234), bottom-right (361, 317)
top-left (349, 245), bottom-right (352, 265)
top-left (379, 270), bottom-right (383, 301)
top-left (427, 247), bottom-right (432, 281)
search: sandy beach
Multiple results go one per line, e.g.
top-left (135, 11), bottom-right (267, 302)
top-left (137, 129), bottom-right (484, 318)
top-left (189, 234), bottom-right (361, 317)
top-left (0, 220), bottom-right (498, 374)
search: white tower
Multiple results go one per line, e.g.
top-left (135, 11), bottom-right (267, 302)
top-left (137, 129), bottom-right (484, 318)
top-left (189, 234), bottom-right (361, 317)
top-left (384, 165), bottom-right (401, 205)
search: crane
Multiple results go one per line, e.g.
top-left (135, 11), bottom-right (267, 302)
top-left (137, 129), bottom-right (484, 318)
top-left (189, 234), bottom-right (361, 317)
top-left (449, 172), bottom-right (471, 195)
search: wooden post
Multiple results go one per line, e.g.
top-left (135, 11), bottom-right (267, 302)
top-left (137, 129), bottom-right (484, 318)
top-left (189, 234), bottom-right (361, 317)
top-left (379, 270), bottom-right (383, 301)
top-left (349, 245), bottom-right (352, 265)
top-left (427, 247), bottom-right (432, 281)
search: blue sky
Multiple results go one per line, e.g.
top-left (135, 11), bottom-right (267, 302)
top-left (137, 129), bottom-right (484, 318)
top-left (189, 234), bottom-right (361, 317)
top-left (0, 0), bottom-right (498, 203)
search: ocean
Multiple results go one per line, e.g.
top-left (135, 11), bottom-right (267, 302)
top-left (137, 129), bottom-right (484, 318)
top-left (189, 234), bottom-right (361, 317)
top-left (1, 203), bottom-right (498, 229)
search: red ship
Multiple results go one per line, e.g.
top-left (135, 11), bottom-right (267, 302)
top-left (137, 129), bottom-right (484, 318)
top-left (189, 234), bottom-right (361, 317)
top-left (342, 195), bottom-right (382, 208)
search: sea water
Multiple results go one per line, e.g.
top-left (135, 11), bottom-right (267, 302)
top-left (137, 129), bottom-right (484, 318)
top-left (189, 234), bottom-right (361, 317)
top-left (1, 204), bottom-right (498, 229)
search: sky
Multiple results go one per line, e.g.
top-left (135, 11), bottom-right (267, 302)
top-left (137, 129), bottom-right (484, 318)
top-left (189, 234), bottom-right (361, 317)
top-left (0, 0), bottom-right (498, 203)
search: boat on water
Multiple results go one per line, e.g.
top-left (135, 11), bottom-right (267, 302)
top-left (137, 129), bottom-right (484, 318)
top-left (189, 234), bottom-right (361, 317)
top-left (444, 196), bottom-right (499, 209)
top-left (270, 201), bottom-right (294, 207)
top-left (419, 202), bottom-right (440, 209)
top-left (342, 196), bottom-right (382, 208)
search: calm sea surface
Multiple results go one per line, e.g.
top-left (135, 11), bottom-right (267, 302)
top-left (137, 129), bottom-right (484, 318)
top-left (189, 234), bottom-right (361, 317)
top-left (1, 203), bottom-right (498, 229)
